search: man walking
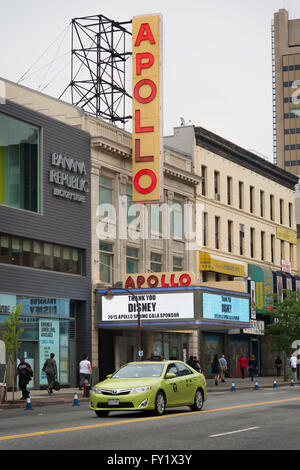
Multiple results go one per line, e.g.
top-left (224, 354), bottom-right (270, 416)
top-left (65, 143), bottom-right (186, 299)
top-left (219, 355), bottom-right (227, 382)
top-left (79, 354), bottom-right (92, 390)
top-left (15, 357), bottom-right (33, 400)
top-left (42, 353), bottom-right (57, 394)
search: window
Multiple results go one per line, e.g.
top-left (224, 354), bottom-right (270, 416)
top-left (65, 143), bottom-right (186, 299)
top-left (126, 247), bottom-right (139, 273)
top-left (0, 112), bottom-right (40, 212)
top-left (176, 362), bottom-right (192, 376)
top-left (270, 195), bottom-right (274, 221)
top-left (290, 243), bottom-right (294, 267)
top-left (250, 228), bottom-right (255, 258)
top-left (0, 235), bottom-right (9, 264)
top-left (150, 252), bottom-right (162, 272)
top-left (203, 212), bottom-right (208, 246)
top-left (99, 176), bottom-right (113, 219)
top-left (227, 176), bottom-right (232, 205)
top-left (280, 240), bottom-right (285, 262)
top-left (289, 203), bottom-right (293, 227)
top-left (250, 186), bottom-right (254, 214)
top-left (215, 216), bottom-right (220, 249)
top-left (271, 234), bottom-right (275, 263)
top-left (238, 182), bottom-right (244, 209)
top-left (172, 201), bottom-right (182, 239)
top-left (173, 257), bottom-right (183, 271)
top-left (126, 183), bottom-right (139, 225)
top-left (201, 165), bottom-right (207, 196)
top-left (280, 199), bottom-right (284, 225)
top-left (214, 171), bottom-right (220, 200)
top-left (100, 242), bottom-right (113, 284)
top-left (239, 224), bottom-right (245, 255)
top-left (53, 245), bottom-right (62, 272)
top-left (150, 204), bottom-right (162, 235)
top-left (261, 231), bottom-right (265, 261)
top-left (228, 220), bottom-right (233, 253)
top-left (260, 191), bottom-right (265, 217)
top-left (0, 234), bottom-right (83, 275)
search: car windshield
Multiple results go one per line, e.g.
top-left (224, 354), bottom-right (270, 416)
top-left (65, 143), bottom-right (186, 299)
top-left (112, 363), bottom-right (164, 379)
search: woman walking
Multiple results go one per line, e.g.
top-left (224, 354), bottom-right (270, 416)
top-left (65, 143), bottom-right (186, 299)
top-left (211, 354), bottom-right (220, 385)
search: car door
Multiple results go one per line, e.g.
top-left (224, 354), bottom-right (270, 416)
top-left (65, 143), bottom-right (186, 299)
top-left (175, 362), bottom-right (197, 404)
top-left (164, 363), bottom-right (183, 407)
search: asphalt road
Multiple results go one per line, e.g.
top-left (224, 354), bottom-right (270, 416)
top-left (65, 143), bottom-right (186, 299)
top-left (1, 386), bottom-right (300, 454)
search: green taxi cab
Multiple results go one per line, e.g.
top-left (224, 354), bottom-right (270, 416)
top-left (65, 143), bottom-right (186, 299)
top-left (90, 360), bottom-right (207, 417)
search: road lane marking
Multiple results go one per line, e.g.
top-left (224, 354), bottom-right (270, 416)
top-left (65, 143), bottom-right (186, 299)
top-left (209, 427), bottom-right (259, 437)
top-left (1, 396), bottom-right (300, 442)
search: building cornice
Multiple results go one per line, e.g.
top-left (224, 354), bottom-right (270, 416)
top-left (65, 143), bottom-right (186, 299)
top-left (194, 126), bottom-right (298, 190)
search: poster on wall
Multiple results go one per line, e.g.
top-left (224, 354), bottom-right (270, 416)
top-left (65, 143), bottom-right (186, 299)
top-left (39, 319), bottom-right (60, 385)
top-left (250, 280), bottom-right (256, 320)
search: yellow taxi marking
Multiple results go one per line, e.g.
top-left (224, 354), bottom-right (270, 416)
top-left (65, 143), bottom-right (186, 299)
top-left (1, 396), bottom-right (300, 441)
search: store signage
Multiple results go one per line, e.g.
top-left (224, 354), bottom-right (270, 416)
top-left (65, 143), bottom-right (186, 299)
top-left (276, 226), bottom-right (297, 245)
top-left (243, 320), bottom-right (264, 335)
top-left (39, 319), bottom-right (60, 385)
top-left (102, 292), bottom-right (194, 322)
top-left (199, 252), bottom-right (246, 277)
top-left (132, 14), bottom-right (163, 203)
top-left (123, 271), bottom-right (195, 289)
top-left (248, 265), bottom-right (273, 312)
top-left (202, 293), bottom-right (250, 323)
top-left (49, 152), bottom-right (89, 203)
top-left (282, 260), bottom-right (292, 274)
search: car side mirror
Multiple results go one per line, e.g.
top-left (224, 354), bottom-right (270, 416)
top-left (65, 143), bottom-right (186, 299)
top-left (166, 372), bottom-right (177, 379)
top-left (106, 374), bottom-right (113, 379)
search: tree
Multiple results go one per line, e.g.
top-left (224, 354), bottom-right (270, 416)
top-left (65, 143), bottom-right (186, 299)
top-left (264, 289), bottom-right (300, 380)
top-left (2, 303), bottom-right (24, 402)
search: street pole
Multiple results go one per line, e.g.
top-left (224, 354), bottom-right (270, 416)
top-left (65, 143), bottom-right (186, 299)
top-left (104, 287), bottom-right (142, 361)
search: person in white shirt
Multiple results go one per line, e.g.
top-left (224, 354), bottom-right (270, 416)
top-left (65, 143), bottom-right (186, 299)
top-left (290, 355), bottom-right (297, 382)
top-left (79, 354), bottom-right (92, 390)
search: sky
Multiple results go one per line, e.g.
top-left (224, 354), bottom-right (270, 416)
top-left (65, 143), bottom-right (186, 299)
top-left (1, 0), bottom-right (300, 161)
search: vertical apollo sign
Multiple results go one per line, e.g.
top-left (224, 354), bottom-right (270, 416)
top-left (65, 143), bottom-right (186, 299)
top-left (132, 14), bottom-right (163, 203)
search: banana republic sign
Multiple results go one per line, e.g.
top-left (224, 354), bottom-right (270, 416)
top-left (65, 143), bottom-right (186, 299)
top-left (49, 152), bottom-right (89, 203)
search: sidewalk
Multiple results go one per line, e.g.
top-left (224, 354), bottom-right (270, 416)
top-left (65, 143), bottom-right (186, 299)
top-left (0, 375), bottom-right (297, 409)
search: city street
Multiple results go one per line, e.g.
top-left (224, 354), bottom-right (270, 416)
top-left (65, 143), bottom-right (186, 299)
top-left (0, 386), bottom-right (300, 452)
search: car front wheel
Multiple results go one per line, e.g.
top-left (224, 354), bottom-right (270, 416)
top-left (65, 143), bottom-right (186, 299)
top-left (95, 410), bottom-right (110, 417)
top-left (154, 391), bottom-right (166, 416)
top-left (190, 388), bottom-right (203, 411)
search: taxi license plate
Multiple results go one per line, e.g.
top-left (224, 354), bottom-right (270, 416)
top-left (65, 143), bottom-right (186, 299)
top-left (108, 398), bottom-right (119, 406)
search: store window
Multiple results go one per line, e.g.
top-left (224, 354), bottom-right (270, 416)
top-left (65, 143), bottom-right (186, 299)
top-left (100, 242), bottom-right (113, 284)
top-left (0, 112), bottom-right (40, 212)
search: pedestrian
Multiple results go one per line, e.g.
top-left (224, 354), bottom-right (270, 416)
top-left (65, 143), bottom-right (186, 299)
top-left (15, 357), bottom-right (33, 400)
top-left (187, 355), bottom-right (194, 366)
top-left (211, 354), bottom-right (220, 385)
top-left (79, 354), bottom-right (92, 390)
top-left (219, 355), bottom-right (227, 382)
top-left (42, 353), bottom-right (58, 394)
top-left (290, 355), bottom-right (297, 382)
top-left (248, 354), bottom-right (257, 382)
top-left (275, 356), bottom-right (282, 377)
top-left (238, 354), bottom-right (248, 379)
top-left (191, 356), bottom-right (201, 373)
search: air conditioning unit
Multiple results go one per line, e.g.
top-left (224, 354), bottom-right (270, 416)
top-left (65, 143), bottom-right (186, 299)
top-left (215, 193), bottom-right (221, 201)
